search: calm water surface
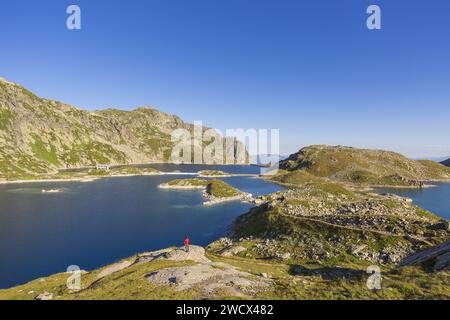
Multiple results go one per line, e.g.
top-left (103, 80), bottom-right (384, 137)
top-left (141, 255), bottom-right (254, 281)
top-left (0, 165), bottom-right (282, 288)
top-left (376, 183), bottom-right (450, 220)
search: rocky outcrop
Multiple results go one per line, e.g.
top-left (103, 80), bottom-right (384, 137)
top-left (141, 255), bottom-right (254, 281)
top-left (142, 246), bottom-right (271, 296)
top-left (91, 245), bottom-right (271, 297)
top-left (96, 260), bottom-right (133, 280)
top-left (400, 240), bottom-right (450, 271)
top-left (145, 262), bottom-right (269, 296)
top-left (226, 182), bottom-right (448, 265)
top-left (202, 191), bottom-right (253, 206)
top-left (137, 245), bottom-right (212, 264)
top-left (69, 245), bottom-right (271, 298)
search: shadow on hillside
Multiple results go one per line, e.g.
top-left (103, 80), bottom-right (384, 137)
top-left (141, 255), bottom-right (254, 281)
top-left (288, 265), bottom-right (365, 280)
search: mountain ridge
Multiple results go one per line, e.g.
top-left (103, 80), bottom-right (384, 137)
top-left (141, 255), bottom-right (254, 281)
top-left (0, 77), bottom-right (244, 180)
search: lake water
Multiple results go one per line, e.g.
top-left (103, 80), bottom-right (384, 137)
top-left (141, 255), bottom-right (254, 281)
top-left (0, 165), bottom-right (282, 289)
top-left (375, 183), bottom-right (450, 220)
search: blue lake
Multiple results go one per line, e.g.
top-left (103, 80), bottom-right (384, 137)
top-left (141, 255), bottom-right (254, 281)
top-left (375, 183), bottom-right (450, 220)
top-left (0, 165), bottom-right (282, 289)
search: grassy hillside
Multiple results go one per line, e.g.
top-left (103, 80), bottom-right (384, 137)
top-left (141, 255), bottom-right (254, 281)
top-left (1, 242), bottom-right (449, 300)
top-left (278, 145), bottom-right (450, 187)
top-left (205, 180), bottom-right (242, 198)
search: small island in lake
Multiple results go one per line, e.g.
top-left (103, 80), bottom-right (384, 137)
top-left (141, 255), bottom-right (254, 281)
top-left (159, 178), bottom-right (209, 189)
top-left (159, 178), bottom-right (253, 205)
top-left (197, 170), bottom-right (231, 178)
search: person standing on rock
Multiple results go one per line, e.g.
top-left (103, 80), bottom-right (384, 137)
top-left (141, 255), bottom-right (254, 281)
top-left (184, 235), bottom-right (190, 253)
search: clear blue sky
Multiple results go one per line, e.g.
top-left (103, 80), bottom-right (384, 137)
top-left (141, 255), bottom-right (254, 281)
top-left (1, 0), bottom-right (449, 158)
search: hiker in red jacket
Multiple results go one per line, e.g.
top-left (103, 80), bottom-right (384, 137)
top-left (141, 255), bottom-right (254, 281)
top-left (183, 235), bottom-right (190, 253)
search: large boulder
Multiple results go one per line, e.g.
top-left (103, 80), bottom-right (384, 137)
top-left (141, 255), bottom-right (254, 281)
top-left (400, 240), bottom-right (450, 271)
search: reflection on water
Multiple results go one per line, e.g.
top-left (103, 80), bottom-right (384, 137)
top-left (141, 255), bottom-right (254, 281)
top-left (0, 165), bottom-right (282, 289)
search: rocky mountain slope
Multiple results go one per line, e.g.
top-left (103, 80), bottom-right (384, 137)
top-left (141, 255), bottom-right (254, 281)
top-left (228, 180), bottom-right (448, 265)
top-left (279, 145), bottom-right (450, 187)
top-left (0, 77), bottom-right (244, 180)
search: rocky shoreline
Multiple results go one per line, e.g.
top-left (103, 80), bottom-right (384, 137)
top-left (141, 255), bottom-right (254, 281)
top-left (202, 191), bottom-right (254, 206)
top-left (0, 171), bottom-right (202, 185)
top-left (158, 183), bottom-right (205, 190)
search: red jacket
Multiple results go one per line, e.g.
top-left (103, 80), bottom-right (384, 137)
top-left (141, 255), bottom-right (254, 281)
top-left (184, 238), bottom-right (190, 246)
